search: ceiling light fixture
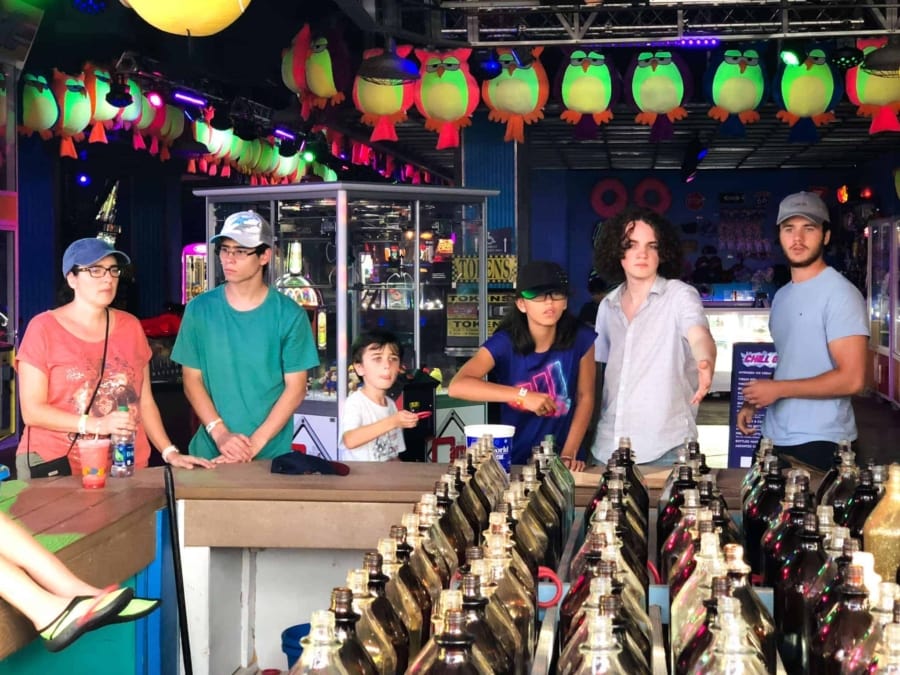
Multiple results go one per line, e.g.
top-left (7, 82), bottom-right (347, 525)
top-left (105, 72), bottom-right (133, 108)
top-left (831, 45), bottom-right (864, 71)
top-left (274, 128), bottom-right (296, 141)
top-left (146, 91), bottom-right (165, 108)
top-left (173, 90), bottom-right (208, 107)
top-left (358, 38), bottom-right (419, 85)
top-left (861, 42), bottom-right (900, 78)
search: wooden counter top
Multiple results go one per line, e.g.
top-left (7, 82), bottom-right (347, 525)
top-left (172, 459), bottom-right (449, 503)
top-left (0, 474), bottom-right (165, 658)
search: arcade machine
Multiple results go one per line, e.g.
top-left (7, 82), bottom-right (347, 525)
top-left (181, 243), bottom-right (207, 304)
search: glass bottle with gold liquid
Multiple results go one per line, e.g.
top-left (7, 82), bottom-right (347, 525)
top-left (436, 476), bottom-right (476, 552)
top-left (469, 557), bottom-right (524, 674)
top-left (519, 465), bottom-right (562, 562)
top-left (346, 568), bottom-right (399, 675)
top-left (289, 609), bottom-right (351, 675)
top-left (481, 512), bottom-right (536, 598)
top-left (403, 513), bottom-right (446, 607)
top-left (864, 463), bottom-right (900, 581)
top-left (433, 481), bottom-right (472, 564)
top-left (406, 590), bottom-right (493, 675)
top-left (416, 495), bottom-right (459, 581)
top-left (329, 587), bottom-right (379, 675)
top-left (454, 458), bottom-right (489, 534)
top-left (378, 537), bottom-right (427, 658)
top-left (502, 487), bottom-right (549, 573)
top-left (460, 572), bottom-right (516, 674)
top-left (483, 532), bottom-right (536, 670)
top-left (362, 552), bottom-right (410, 672)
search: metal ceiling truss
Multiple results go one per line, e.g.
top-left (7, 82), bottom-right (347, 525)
top-left (438, 1), bottom-right (900, 47)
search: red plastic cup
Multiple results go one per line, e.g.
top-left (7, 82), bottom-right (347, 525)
top-left (78, 438), bottom-right (110, 489)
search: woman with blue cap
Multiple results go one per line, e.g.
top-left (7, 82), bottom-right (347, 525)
top-left (14, 237), bottom-right (214, 477)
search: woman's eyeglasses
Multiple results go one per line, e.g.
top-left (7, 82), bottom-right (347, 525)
top-left (76, 265), bottom-right (123, 278)
top-left (217, 245), bottom-right (260, 259)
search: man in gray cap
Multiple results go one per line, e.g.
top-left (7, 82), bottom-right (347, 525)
top-left (172, 210), bottom-right (319, 463)
top-left (737, 191), bottom-right (868, 470)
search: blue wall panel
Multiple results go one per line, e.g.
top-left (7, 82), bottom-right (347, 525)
top-left (462, 112), bottom-right (516, 251)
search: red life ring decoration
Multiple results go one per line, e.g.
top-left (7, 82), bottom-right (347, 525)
top-left (590, 178), bottom-right (628, 219)
top-left (634, 177), bottom-right (672, 215)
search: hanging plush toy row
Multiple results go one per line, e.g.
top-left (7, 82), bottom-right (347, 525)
top-left (17, 65), bottom-right (439, 186)
top-left (281, 24), bottom-right (900, 147)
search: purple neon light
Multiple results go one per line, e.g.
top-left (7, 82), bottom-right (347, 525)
top-left (173, 91), bottom-right (207, 107)
top-left (274, 128), bottom-right (296, 141)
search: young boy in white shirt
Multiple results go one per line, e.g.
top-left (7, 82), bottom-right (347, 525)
top-left (339, 330), bottom-right (421, 461)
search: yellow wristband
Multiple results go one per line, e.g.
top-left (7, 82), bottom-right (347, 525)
top-left (513, 387), bottom-right (528, 408)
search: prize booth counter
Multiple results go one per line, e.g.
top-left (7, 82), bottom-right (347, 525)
top-left (193, 183), bottom-right (508, 462)
top-left (0, 462), bottom-right (759, 674)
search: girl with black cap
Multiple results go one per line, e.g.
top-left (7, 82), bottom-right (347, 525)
top-left (448, 260), bottom-right (596, 472)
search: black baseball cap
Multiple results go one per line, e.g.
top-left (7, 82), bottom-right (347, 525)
top-left (271, 453), bottom-right (350, 476)
top-left (517, 261), bottom-right (569, 299)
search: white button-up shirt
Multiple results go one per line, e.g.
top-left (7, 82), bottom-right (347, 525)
top-left (591, 277), bottom-right (709, 464)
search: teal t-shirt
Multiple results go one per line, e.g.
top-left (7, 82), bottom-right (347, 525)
top-left (172, 286), bottom-right (320, 460)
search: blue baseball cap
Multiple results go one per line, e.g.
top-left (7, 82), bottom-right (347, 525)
top-left (62, 238), bottom-right (131, 278)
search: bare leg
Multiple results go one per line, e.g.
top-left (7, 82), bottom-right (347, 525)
top-left (0, 555), bottom-right (71, 630)
top-left (0, 511), bottom-right (101, 598)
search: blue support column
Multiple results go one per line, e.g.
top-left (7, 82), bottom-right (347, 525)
top-left (461, 111), bottom-right (518, 256)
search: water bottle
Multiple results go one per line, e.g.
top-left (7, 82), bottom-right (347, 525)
top-left (110, 404), bottom-right (135, 477)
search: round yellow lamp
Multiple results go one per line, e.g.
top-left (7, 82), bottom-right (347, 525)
top-left (120, 0), bottom-right (253, 37)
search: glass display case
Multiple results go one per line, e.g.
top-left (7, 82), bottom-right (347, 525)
top-left (193, 183), bottom-right (501, 459)
top-left (868, 217), bottom-right (893, 401)
top-left (705, 307), bottom-right (772, 393)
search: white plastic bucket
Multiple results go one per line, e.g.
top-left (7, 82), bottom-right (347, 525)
top-left (465, 424), bottom-right (515, 472)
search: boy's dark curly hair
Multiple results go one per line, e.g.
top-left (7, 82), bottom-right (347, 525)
top-left (592, 206), bottom-right (683, 284)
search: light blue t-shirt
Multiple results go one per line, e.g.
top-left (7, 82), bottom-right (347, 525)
top-left (762, 266), bottom-right (869, 446)
top-left (172, 286), bottom-right (320, 460)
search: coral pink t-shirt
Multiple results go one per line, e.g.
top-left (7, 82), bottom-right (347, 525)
top-left (16, 309), bottom-right (153, 470)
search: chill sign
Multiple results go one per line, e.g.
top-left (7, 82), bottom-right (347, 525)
top-left (728, 342), bottom-right (778, 469)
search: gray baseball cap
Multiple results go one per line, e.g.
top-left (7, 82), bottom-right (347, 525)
top-left (210, 210), bottom-right (273, 248)
top-left (776, 191), bottom-right (830, 227)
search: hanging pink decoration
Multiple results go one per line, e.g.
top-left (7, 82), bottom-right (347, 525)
top-left (287, 23), bottom-right (351, 119)
top-left (414, 48), bottom-right (480, 150)
top-left (846, 38), bottom-right (900, 134)
top-left (83, 63), bottom-right (119, 143)
top-left (352, 45), bottom-right (415, 142)
top-left (281, 24), bottom-right (307, 94)
top-left (624, 49), bottom-right (692, 141)
top-left (158, 104), bottom-right (185, 161)
top-left (51, 68), bottom-right (91, 158)
top-left (19, 73), bottom-right (58, 139)
top-left (481, 46), bottom-right (549, 143)
top-left (131, 92), bottom-right (157, 150)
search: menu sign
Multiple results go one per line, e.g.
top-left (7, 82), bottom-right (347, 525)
top-left (728, 342), bottom-right (777, 468)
